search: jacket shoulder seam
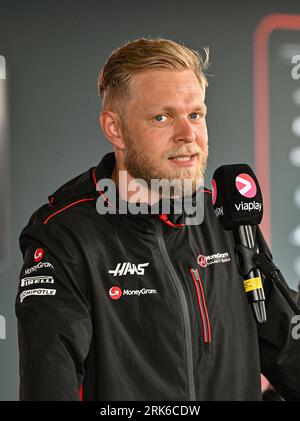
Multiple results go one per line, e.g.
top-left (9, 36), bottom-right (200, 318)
top-left (43, 196), bottom-right (96, 225)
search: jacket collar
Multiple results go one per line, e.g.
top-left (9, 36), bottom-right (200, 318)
top-left (48, 151), bottom-right (208, 229)
top-left (94, 152), bottom-right (207, 228)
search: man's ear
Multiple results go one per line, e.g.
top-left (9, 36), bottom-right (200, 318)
top-left (99, 111), bottom-right (125, 150)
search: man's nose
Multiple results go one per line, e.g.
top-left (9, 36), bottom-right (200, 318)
top-left (173, 118), bottom-right (196, 143)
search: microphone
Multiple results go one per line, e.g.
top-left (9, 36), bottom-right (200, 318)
top-left (212, 164), bottom-right (266, 323)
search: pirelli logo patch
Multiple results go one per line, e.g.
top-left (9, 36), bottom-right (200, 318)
top-left (20, 276), bottom-right (55, 287)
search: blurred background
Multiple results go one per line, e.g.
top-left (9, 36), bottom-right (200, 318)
top-left (0, 0), bottom-right (299, 400)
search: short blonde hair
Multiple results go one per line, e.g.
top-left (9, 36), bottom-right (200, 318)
top-left (98, 38), bottom-right (209, 110)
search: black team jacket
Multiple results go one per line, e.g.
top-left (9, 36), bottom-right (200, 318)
top-left (16, 152), bottom-right (300, 401)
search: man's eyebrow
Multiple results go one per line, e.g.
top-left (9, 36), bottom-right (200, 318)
top-left (146, 103), bottom-right (208, 115)
top-left (194, 104), bottom-right (207, 113)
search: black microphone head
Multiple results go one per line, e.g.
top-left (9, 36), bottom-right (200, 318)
top-left (212, 164), bottom-right (263, 230)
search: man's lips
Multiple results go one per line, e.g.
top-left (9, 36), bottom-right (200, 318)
top-left (168, 152), bottom-right (199, 160)
top-left (168, 153), bottom-right (198, 166)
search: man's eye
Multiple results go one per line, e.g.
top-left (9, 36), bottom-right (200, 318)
top-left (154, 115), bottom-right (167, 122)
top-left (189, 112), bottom-right (201, 120)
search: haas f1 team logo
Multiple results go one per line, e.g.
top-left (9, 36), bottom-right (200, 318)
top-left (34, 248), bottom-right (44, 263)
top-left (109, 286), bottom-right (123, 300)
top-left (108, 262), bottom-right (149, 277)
top-left (235, 173), bottom-right (257, 198)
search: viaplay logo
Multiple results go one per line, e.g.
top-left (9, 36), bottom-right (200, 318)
top-left (235, 173), bottom-right (257, 198)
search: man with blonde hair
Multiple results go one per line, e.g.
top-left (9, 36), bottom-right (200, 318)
top-left (16, 38), bottom-right (300, 401)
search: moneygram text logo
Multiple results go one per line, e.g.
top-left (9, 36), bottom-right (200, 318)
top-left (235, 173), bottom-right (257, 198)
top-left (197, 252), bottom-right (231, 267)
top-left (24, 261), bottom-right (54, 275)
top-left (109, 286), bottom-right (157, 300)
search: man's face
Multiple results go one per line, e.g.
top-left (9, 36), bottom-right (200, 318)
top-left (120, 69), bottom-right (209, 195)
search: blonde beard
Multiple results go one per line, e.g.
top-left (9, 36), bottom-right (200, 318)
top-left (123, 133), bottom-right (208, 198)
